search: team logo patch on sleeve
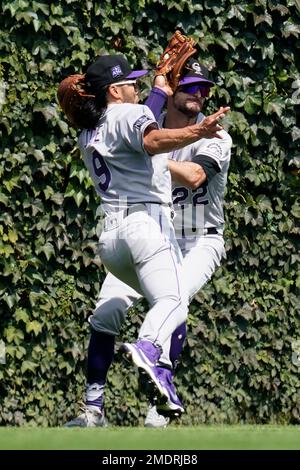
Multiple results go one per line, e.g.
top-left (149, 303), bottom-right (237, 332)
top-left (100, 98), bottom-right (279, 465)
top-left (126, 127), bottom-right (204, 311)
top-left (133, 115), bottom-right (152, 129)
top-left (206, 142), bottom-right (223, 158)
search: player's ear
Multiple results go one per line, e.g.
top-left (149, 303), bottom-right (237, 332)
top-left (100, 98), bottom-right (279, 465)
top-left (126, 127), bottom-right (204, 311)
top-left (107, 84), bottom-right (122, 101)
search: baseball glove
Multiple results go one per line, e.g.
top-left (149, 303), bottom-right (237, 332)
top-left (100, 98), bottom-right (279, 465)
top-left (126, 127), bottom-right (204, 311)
top-left (155, 30), bottom-right (197, 91)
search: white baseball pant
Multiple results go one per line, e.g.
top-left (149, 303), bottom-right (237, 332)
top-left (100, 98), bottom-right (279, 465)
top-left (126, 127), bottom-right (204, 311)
top-left (90, 231), bottom-right (224, 366)
top-left (97, 204), bottom-right (188, 349)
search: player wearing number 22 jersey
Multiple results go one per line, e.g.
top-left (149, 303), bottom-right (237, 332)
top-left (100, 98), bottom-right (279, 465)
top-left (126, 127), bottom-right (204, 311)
top-left (169, 114), bottom-right (231, 237)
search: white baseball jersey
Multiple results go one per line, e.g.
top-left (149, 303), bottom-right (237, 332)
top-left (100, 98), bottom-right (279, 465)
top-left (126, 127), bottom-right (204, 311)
top-left (78, 101), bottom-right (188, 350)
top-left (159, 112), bottom-right (232, 236)
top-left (78, 103), bottom-right (172, 216)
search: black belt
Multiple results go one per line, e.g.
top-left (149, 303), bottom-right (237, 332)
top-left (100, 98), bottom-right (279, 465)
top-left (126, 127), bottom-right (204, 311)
top-left (181, 226), bottom-right (218, 237)
top-left (124, 206), bottom-right (218, 234)
top-left (206, 227), bottom-right (218, 234)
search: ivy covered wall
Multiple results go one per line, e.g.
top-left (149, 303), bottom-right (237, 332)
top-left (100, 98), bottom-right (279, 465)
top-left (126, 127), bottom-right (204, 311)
top-left (0, 0), bottom-right (299, 426)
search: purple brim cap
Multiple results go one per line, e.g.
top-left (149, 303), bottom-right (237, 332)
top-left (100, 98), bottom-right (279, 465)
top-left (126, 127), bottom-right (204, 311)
top-left (126, 70), bottom-right (148, 79)
top-left (179, 76), bottom-right (214, 86)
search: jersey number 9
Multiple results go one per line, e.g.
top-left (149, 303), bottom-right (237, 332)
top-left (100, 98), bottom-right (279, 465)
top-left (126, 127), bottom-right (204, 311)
top-left (92, 150), bottom-right (111, 192)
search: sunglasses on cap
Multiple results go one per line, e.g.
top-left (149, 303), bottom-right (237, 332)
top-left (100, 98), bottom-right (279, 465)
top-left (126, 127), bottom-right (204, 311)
top-left (177, 84), bottom-right (211, 97)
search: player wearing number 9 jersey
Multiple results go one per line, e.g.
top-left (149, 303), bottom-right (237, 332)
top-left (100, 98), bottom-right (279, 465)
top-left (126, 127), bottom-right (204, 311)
top-left (58, 54), bottom-right (230, 427)
top-left (79, 103), bottom-right (172, 216)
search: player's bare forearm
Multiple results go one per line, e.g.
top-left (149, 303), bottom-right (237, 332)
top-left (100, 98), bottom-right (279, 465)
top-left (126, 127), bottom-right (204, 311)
top-left (144, 106), bottom-right (230, 155)
top-left (168, 160), bottom-right (206, 190)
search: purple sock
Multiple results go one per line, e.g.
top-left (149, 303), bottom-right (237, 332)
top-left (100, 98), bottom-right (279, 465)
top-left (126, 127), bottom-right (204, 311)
top-left (86, 330), bottom-right (115, 407)
top-left (169, 322), bottom-right (187, 370)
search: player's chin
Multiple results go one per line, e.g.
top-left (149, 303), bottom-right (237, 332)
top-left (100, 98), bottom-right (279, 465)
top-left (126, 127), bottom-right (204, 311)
top-left (185, 102), bottom-right (201, 115)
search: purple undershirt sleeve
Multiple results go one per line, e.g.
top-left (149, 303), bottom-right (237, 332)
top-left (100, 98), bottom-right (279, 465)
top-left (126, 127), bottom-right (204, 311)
top-left (144, 87), bottom-right (168, 121)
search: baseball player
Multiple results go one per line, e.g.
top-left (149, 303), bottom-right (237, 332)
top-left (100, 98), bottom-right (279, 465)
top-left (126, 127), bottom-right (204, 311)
top-left (58, 54), bottom-right (230, 427)
top-left (145, 60), bottom-right (232, 426)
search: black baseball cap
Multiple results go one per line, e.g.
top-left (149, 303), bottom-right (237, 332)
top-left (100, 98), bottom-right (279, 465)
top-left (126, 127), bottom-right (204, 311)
top-left (85, 54), bottom-right (148, 88)
top-left (179, 58), bottom-right (215, 87)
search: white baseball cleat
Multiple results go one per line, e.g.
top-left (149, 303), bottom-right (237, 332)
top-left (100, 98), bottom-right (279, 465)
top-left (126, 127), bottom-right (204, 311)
top-left (64, 404), bottom-right (107, 427)
top-left (144, 405), bottom-right (170, 428)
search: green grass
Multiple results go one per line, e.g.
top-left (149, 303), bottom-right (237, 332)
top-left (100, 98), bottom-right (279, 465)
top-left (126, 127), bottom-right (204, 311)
top-left (0, 425), bottom-right (299, 450)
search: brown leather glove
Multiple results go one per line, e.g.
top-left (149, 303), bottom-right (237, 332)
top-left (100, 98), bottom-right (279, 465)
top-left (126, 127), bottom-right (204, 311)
top-left (155, 30), bottom-right (197, 91)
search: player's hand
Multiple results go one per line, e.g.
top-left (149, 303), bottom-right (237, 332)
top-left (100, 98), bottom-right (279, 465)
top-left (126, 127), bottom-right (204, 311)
top-left (153, 74), bottom-right (173, 96)
top-left (197, 106), bottom-right (230, 139)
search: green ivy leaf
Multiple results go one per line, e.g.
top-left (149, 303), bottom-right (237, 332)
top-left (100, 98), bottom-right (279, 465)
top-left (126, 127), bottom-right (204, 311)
top-left (263, 96), bottom-right (286, 116)
top-left (15, 308), bottom-right (29, 324)
top-left (36, 242), bottom-right (55, 260)
top-left (26, 321), bottom-right (43, 335)
top-left (5, 326), bottom-right (24, 343)
top-left (291, 203), bottom-right (300, 219)
top-left (244, 94), bottom-right (262, 115)
top-left (282, 20), bottom-right (300, 38)
top-left (21, 360), bottom-right (38, 374)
